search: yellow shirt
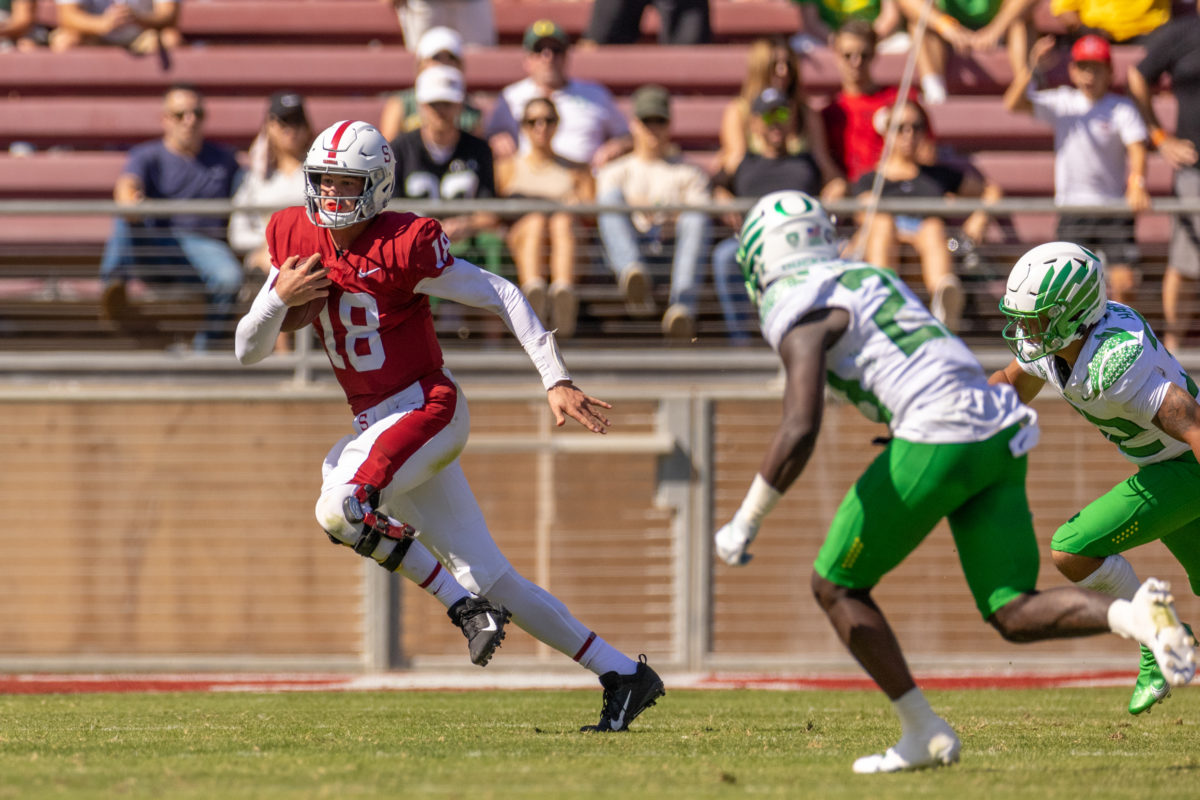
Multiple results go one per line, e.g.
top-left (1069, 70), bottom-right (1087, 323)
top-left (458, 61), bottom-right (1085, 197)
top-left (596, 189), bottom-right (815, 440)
top-left (1050, 0), bottom-right (1170, 42)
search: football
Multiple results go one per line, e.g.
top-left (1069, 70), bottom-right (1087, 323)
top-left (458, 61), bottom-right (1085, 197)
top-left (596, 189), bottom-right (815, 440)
top-left (281, 297), bottom-right (324, 332)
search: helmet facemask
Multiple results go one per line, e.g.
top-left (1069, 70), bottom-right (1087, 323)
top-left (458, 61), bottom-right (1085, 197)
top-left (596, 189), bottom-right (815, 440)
top-left (304, 166), bottom-right (387, 229)
top-left (1000, 243), bottom-right (1107, 363)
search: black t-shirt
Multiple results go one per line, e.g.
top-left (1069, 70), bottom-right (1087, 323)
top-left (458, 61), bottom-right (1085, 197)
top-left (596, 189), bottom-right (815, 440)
top-left (1137, 16), bottom-right (1200, 151)
top-left (716, 152), bottom-right (823, 198)
top-left (390, 129), bottom-right (496, 200)
top-left (851, 163), bottom-right (965, 199)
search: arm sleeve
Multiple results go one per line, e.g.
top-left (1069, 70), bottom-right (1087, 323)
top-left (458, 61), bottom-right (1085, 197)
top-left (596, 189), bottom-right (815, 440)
top-left (234, 267), bottom-right (288, 364)
top-left (415, 259), bottom-right (571, 389)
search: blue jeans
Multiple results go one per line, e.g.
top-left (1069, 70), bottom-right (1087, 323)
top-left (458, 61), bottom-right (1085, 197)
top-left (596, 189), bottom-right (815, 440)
top-left (711, 236), bottom-right (753, 343)
top-left (101, 217), bottom-right (244, 349)
top-left (596, 187), bottom-right (710, 312)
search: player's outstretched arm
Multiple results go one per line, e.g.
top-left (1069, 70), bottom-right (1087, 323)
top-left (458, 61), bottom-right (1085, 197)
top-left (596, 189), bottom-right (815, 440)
top-left (989, 358), bottom-right (1045, 404)
top-left (547, 381), bottom-right (612, 434)
top-left (1153, 382), bottom-right (1200, 462)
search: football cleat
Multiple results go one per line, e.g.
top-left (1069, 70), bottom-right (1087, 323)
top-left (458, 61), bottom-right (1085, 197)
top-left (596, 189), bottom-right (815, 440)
top-left (852, 720), bottom-right (961, 774)
top-left (580, 655), bottom-right (664, 732)
top-left (1129, 644), bottom-right (1170, 715)
top-left (1125, 579), bottom-right (1195, 688)
top-left (447, 596), bottom-right (510, 667)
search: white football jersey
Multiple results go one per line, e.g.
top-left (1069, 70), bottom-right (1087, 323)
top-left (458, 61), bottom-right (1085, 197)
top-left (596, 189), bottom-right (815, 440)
top-left (759, 259), bottom-right (1032, 444)
top-left (1018, 302), bottom-right (1196, 465)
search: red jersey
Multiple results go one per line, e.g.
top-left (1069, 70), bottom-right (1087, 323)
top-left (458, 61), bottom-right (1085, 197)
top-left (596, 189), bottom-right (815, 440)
top-left (265, 206), bottom-right (454, 415)
top-left (821, 86), bottom-right (920, 183)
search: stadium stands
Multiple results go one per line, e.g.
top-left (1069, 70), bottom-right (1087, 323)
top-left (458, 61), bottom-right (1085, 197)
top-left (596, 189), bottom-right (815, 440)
top-left (0, 0), bottom-right (1177, 349)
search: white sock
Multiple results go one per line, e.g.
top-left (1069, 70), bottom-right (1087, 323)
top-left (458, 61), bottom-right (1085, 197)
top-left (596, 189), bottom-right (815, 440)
top-left (893, 687), bottom-right (940, 734)
top-left (379, 539), bottom-right (468, 609)
top-left (483, 568), bottom-right (637, 676)
top-left (1074, 554), bottom-right (1140, 600)
top-left (920, 74), bottom-right (947, 105)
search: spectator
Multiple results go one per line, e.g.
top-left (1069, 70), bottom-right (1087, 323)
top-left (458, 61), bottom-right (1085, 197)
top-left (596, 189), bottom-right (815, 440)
top-left (711, 87), bottom-right (828, 341)
top-left (495, 97), bottom-right (594, 339)
top-left (378, 26), bottom-right (483, 142)
top-left (391, 65), bottom-right (504, 278)
top-left (790, 0), bottom-right (903, 54)
top-left (896, 0), bottom-right (1039, 105)
top-left (0, 0), bottom-right (37, 51)
top-left (820, 18), bottom-right (920, 190)
top-left (584, 0), bottom-right (711, 45)
top-left (100, 83), bottom-right (243, 351)
top-left (717, 36), bottom-right (843, 193)
top-left (228, 92), bottom-right (314, 353)
top-left (852, 99), bottom-right (1001, 333)
top-left (1005, 35), bottom-right (1150, 305)
top-left (381, 0), bottom-right (496, 51)
top-left (1051, 0), bottom-right (1170, 44)
top-left (486, 19), bottom-right (631, 170)
top-left (51, 0), bottom-right (181, 54)
top-left (1129, 13), bottom-right (1200, 352)
top-left (596, 84), bottom-right (711, 341)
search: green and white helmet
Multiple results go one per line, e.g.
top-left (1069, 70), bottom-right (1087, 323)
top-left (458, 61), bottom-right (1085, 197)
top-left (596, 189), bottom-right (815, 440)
top-left (1000, 241), bottom-right (1107, 362)
top-left (736, 190), bottom-right (839, 304)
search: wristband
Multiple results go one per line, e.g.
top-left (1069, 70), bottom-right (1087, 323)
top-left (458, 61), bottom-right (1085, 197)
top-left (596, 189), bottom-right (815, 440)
top-left (1150, 128), bottom-right (1168, 148)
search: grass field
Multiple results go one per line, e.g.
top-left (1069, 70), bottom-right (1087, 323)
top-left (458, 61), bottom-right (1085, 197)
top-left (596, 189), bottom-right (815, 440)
top-left (0, 686), bottom-right (1196, 799)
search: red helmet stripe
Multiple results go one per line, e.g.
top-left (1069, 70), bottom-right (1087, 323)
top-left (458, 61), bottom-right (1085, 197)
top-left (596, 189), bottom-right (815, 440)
top-left (325, 120), bottom-right (356, 159)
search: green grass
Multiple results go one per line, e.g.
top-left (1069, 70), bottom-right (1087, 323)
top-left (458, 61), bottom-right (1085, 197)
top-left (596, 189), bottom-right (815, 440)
top-left (0, 687), bottom-right (1196, 799)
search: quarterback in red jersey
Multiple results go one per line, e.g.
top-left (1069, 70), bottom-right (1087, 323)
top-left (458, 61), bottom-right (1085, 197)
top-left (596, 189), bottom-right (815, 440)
top-left (236, 120), bottom-right (663, 729)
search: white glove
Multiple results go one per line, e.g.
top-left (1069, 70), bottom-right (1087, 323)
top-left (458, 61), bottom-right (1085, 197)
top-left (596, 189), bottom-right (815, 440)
top-left (714, 515), bottom-right (759, 566)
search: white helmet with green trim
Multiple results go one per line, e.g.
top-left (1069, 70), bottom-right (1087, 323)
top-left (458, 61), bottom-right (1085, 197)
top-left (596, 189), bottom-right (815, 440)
top-left (1000, 241), bottom-right (1107, 362)
top-left (736, 190), bottom-right (839, 304)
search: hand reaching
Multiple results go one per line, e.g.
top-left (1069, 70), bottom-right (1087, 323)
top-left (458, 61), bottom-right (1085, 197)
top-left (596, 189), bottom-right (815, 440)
top-left (547, 382), bottom-right (612, 434)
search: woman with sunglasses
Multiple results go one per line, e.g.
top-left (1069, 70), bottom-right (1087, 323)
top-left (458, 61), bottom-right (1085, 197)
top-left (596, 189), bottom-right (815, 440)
top-left (851, 99), bottom-right (1001, 333)
top-left (496, 97), bottom-right (594, 338)
top-left (717, 37), bottom-right (843, 194)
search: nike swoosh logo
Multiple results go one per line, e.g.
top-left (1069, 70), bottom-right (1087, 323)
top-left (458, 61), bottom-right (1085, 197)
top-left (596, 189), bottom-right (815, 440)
top-left (610, 692), bottom-right (632, 730)
top-left (478, 614), bottom-right (497, 633)
top-left (358, 268), bottom-right (381, 277)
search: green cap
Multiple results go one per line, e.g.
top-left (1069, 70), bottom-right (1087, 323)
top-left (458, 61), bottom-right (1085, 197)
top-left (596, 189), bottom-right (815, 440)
top-left (631, 84), bottom-right (671, 120)
top-left (523, 19), bottom-right (570, 51)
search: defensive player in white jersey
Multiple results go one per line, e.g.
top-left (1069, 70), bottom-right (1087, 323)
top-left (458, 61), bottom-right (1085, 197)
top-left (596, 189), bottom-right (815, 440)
top-left (234, 120), bottom-right (664, 731)
top-left (992, 241), bottom-right (1200, 715)
top-left (713, 191), bottom-right (1195, 773)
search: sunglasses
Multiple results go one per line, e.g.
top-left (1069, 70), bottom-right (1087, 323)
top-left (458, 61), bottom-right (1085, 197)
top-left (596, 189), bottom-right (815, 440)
top-left (837, 49), bottom-right (872, 63)
top-left (523, 115), bottom-right (559, 127)
top-left (532, 43), bottom-right (566, 56)
top-left (896, 121), bottom-right (926, 134)
top-left (760, 107), bottom-right (791, 126)
top-left (639, 116), bottom-right (670, 127)
top-left (168, 108), bottom-right (205, 121)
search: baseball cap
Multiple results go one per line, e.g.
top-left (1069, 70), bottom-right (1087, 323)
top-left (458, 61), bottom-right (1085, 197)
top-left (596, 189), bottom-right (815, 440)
top-left (523, 19), bottom-right (569, 51)
top-left (416, 26), bottom-right (464, 62)
top-left (415, 64), bottom-right (466, 105)
top-left (750, 88), bottom-right (789, 116)
top-left (1071, 34), bottom-right (1111, 64)
top-left (632, 84), bottom-right (671, 121)
top-left (267, 91), bottom-right (308, 125)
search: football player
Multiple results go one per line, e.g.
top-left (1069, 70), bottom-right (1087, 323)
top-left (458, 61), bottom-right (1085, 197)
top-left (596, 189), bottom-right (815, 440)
top-left (712, 191), bottom-right (1195, 773)
top-left (235, 120), bottom-right (664, 730)
top-left (992, 241), bottom-right (1200, 715)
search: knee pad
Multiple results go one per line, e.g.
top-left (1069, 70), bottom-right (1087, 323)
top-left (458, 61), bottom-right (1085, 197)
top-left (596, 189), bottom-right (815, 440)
top-left (315, 483), bottom-right (416, 571)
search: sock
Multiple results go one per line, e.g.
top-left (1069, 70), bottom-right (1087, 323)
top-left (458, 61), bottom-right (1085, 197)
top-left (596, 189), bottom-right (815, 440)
top-left (920, 74), bottom-right (947, 105)
top-left (382, 539), bottom-right (469, 609)
top-left (1075, 554), bottom-right (1140, 600)
top-left (893, 687), bottom-right (940, 735)
top-left (483, 568), bottom-right (637, 676)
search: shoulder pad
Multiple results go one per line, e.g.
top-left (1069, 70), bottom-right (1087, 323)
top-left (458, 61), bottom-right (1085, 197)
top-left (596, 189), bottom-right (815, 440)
top-left (1087, 330), bottom-right (1144, 395)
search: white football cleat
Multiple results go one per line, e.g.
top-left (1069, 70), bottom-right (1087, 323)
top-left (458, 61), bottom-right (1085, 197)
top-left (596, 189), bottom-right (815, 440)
top-left (1125, 578), bottom-right (1196, 688)
top-left (852, 722), bottom-right (961, 774)
top-left (714, 516), bottom-right (757, 566)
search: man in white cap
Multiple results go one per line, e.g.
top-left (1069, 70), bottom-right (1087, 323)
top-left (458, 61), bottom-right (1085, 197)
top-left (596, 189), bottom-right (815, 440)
top-left (391, 65), bottom-right (504, 279)
top-left (379, 25), bottom-right (483, 141)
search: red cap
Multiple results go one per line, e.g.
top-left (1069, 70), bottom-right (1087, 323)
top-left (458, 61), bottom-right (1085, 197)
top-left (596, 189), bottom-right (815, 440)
top-left (1071, 35), bottom-right (1111, 64)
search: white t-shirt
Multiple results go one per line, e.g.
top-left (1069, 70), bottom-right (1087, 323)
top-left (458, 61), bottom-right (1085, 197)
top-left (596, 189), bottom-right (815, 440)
top-left (758, 259), bottom-right (1032, 444)
top-left (486, 77), bottom-right (629, 165)
top-left (596, 153), bottom-right (710, 232)
top-left (1018, 302), bottom-right (1194, 465)
top-left (227, 165), bottom-right (306, 255)
top-left (1028, 86), bottom-right (1147, 206)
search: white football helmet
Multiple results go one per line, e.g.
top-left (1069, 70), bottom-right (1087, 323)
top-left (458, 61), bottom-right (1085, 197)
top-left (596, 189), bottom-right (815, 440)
top-left (736, 190), bottom-right (839, 304)
top-left (1000, 241), bottom-right (1107, 362)
top-left (303, 120), bottom-right (396, 229)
